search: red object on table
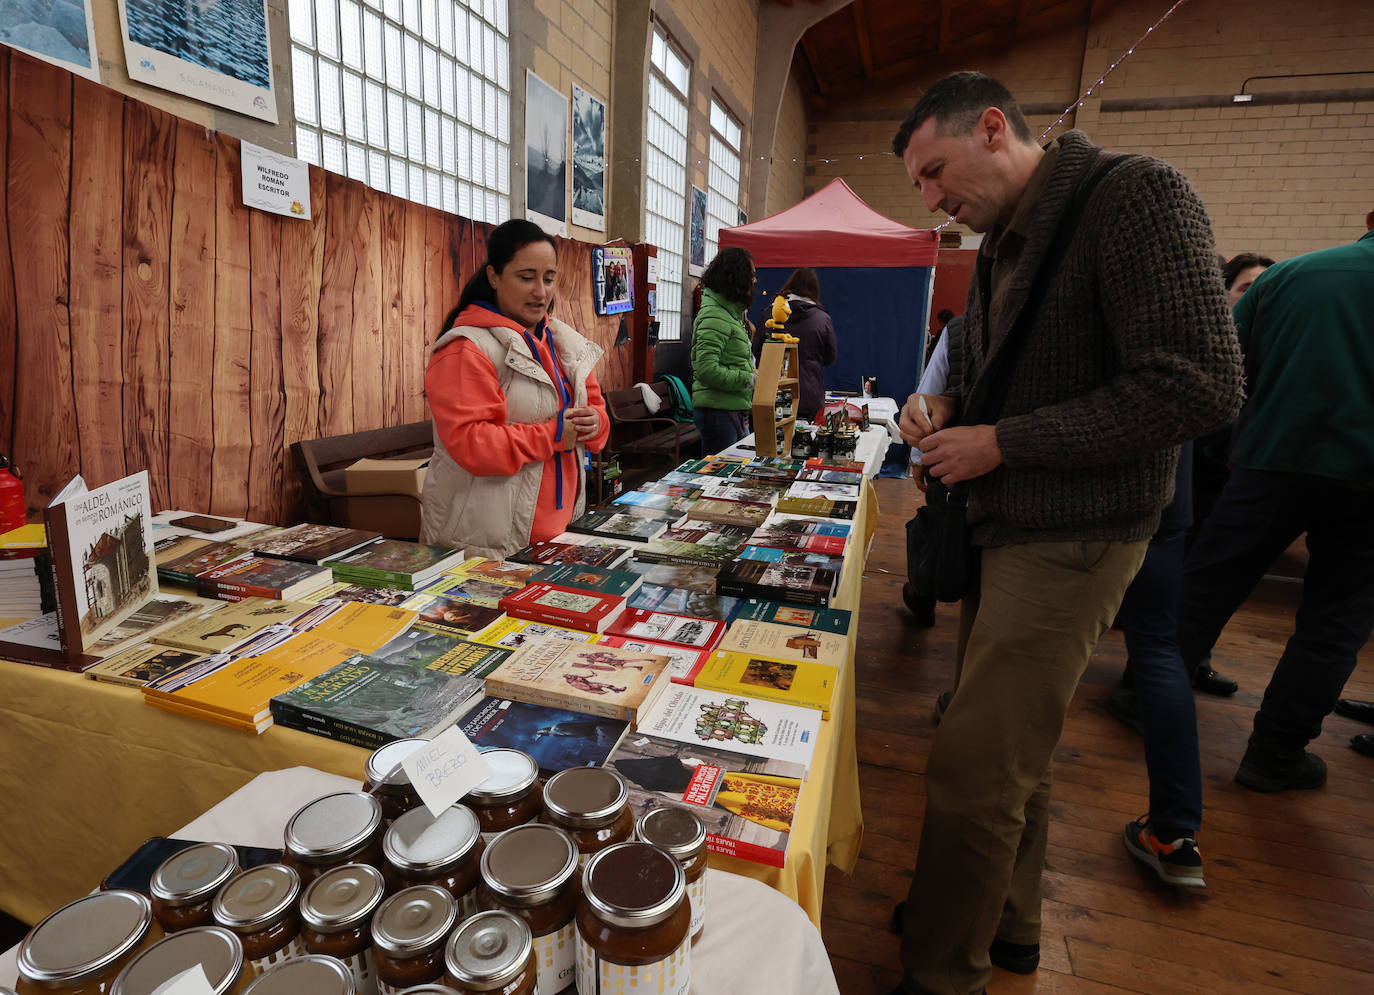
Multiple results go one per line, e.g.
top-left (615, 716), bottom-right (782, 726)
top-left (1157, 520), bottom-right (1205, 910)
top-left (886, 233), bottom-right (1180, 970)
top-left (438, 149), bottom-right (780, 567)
top-left (0, 457), bottom-right (26, 536)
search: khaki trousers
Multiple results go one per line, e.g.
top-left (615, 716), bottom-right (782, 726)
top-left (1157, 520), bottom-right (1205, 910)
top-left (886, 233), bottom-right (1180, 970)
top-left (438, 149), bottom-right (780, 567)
top-left (900, 539), bottom-right (1148, 995)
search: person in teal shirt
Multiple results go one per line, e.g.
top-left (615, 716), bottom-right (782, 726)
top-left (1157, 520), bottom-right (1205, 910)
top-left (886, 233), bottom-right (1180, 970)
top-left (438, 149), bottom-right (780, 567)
top-left (1177, 217), bottom-right (1374, 792)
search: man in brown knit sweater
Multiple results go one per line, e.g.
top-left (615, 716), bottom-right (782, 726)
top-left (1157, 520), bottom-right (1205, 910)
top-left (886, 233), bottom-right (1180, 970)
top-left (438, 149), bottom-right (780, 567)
top-left (891, 73), bottom-right (1244, 995)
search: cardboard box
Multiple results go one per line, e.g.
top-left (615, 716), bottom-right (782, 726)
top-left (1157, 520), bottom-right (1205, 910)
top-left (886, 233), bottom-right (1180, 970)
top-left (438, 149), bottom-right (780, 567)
top-left (343, 457), bottom-right (429, 497)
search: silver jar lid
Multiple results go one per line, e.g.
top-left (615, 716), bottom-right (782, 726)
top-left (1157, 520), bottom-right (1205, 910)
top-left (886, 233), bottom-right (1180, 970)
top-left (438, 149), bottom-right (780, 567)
top-left (582, 842), bottom-right (685, 930)
top-left (284, 791), bottom-right (383, 861)
top-left (444, 911), bottom-right (532, 990)
top-left (541, 767), bottom-right (628, 828)
top-left (478, 824), bottom-right (578, 907)
top-left (465, 748), bottom-right (539, 803)
top-left (241, 954), bottom-right (356, 995)
top-left (212, 863), bottom-right (301, 931)
top-left (17, 890), bottom-right (153, 985)
top-left (365, 739), bottom-right (426, 787)
top-left (149, 842), bottom-right (241, 907)
top-left (110, 926), bottom-right (243, 995)
top-left (371, 885), bottom-right (457, 958)
top-left (383, 804), bottom-right (481, 874)
top-left (300, 863), bottom-right (386, 933)
top-left (635, 806), bottom-right (707, 861)
top-left (391, 988), bottom-right (460, 994)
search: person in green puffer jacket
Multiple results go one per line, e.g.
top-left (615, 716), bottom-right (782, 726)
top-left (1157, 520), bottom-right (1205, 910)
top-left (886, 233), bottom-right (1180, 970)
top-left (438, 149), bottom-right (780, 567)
top-left (690, 246), bottom-right (757, 454)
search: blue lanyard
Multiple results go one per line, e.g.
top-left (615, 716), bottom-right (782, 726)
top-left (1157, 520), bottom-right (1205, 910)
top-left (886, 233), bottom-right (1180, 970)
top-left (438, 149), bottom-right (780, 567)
top-left (523, 320), bottom-right (574, 510)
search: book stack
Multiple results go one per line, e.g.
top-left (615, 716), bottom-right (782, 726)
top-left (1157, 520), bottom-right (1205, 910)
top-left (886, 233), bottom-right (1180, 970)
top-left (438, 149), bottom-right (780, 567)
top-left (635, 526), bottom-right (748, 568)
top-left (0, 544), bottom-right (47, 622)
top-left (483, 637), bottom-right (673, 726)
top-left (150, 597), bottom-right (308, 654)
top-left (715, 549), bottom-right (842, 608)
top-left (329, 539), bottom-right (466, 590)
top-left (746, 515), bottom-right (850, 556)
top-left (196, 556), bottom-right (334, 602)
top-left (685, 498), bottom-right (772, 530)
top-left (566, 510), bottom-right (676, 543)
top-left (244, 523), bottom-right (382, 564)
top-left (499, 583), bottom-right (628, 634)
top-left (510, 538), bottom-right (632, 568)
top-left (155, 540), bottom-right (249, 587)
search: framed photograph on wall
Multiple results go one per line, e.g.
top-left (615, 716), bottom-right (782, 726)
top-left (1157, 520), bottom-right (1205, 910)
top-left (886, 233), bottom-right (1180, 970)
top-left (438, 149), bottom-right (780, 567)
top-left (594, 246), bottom-right (635, 316)
top-left (1, 0), bottom-right (101, 82)
top-left (571, 84), bottom-right (607, 232)
top-left (689, 186), bottom-right (707, 276)
top-left (116, 0), bottom-right (277, 122)
top-left (526, 69), bottom-right (568, 237)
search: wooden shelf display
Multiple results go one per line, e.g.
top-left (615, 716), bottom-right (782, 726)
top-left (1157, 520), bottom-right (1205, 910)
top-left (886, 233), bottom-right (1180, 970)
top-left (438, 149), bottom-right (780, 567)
top-left (752, 340), bottom-right (800, 458)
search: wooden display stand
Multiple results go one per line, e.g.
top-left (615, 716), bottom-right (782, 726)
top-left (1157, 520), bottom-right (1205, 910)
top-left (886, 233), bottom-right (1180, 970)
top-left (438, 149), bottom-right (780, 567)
top-left (751, 339), bottom-right (800, 457)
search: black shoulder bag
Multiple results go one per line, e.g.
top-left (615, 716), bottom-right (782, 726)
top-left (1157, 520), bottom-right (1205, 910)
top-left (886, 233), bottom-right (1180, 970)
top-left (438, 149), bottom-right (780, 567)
top-left (905, 154), bottom-right (1133, 603)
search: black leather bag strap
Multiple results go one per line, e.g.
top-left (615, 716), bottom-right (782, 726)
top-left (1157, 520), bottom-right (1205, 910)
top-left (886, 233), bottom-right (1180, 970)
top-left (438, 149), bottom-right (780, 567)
top-left (965, 153), bottom-right (1136, 426)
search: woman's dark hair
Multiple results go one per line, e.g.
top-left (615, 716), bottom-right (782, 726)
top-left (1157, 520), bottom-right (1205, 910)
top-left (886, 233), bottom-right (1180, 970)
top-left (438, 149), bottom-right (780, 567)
top-left (1222, 252), bottom-right (1275, 289)
top-left (780, 267), bottom-right (821, 305)
top-left (444, 219), bottom-right (558, 329)
top-left (700, 246), bottom-right (755, 308)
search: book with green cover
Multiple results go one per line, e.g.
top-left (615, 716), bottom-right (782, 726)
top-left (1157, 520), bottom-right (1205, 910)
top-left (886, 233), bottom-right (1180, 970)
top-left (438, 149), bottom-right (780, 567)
top-left (422, 573), bottom-right (529, 609)
top-left (530, 562), bottom-right (643, 598)
top-left (368, 625), bottom-right (512, 677)
top-left (731, 599), bottom-right (852, 635)
top-left (156, 541), bottom-right (250, 585)
top-left (329, 538), bottom-right (466, 589)
top-left (774, 496), bottom-right (859, 520)
top-left (270, 658), bottom-right (486, 749)
top-left (245, 523), bottom-right (382, 564)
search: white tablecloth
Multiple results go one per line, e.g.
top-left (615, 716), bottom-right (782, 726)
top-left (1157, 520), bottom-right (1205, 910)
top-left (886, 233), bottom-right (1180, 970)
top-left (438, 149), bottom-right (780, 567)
top-left (723, 423), bottom-right (892, 478)
top-left (0, 767), bottom-right (838, 994)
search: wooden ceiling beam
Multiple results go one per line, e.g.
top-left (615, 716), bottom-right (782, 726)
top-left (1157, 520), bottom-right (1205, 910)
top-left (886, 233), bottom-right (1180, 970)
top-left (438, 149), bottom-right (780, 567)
top-left (852, 0), bottom-right (874, 80)
top-left (799, 33), bottom-right (831, 95)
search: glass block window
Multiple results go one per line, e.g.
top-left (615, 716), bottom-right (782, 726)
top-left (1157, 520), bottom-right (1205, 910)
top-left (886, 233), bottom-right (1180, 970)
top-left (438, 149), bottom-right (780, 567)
top-left (289, 0), bottom-right (511, 222)
top-left (705, 99), bottom-right (742, 263)
top-left (644, 28), bottom-right (690, 342)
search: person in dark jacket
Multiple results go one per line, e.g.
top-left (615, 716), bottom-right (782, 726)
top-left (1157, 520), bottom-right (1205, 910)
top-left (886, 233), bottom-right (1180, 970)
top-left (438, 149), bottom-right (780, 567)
top-left (751, 268), bottom-right (837, 420)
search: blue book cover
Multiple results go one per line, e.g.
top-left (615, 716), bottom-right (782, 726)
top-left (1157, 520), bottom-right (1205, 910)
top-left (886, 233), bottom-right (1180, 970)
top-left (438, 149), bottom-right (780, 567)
top-left (458, 696), bottom-right (631, 778)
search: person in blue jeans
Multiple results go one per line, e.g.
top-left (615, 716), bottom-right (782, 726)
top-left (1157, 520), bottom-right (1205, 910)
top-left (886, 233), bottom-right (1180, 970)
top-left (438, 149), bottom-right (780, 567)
top-left (1111, 443), bottom-right (1206, 887)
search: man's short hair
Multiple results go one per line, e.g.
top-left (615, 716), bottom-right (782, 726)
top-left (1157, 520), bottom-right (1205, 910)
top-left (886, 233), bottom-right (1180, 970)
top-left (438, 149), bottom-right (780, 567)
top-left (892, 71), bottom-right (1034, 156)
top-left (1222, 252), bottom-right (1276, 289)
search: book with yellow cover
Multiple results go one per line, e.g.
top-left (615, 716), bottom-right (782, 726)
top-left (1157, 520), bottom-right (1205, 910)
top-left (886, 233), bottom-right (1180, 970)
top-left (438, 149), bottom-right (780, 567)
top-left (150, 598), bottom-right (309, 654)
top-left (443, 557), bottom-right (540, 585)
top-left (718, 619), bottom-right (848, 669)
top-left (696, 650), bottom-right (836, 718)
top-left (483, 637), bottom-right (672, 726)
top-left (144, 695), bottom-right (274, 733)
top-left (144, 632), bottom-right (357, 723)
top-left (422, 572), bottom-right (529, 609)
top-left (469, 615), bottom-right (599, 650)
top-left (297, 600), bottom-right (417, 653)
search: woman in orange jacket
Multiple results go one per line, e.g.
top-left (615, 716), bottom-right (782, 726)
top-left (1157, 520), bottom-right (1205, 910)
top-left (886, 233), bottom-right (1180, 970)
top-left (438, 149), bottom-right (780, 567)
top-left (420, 220), bottom-right (610, 558)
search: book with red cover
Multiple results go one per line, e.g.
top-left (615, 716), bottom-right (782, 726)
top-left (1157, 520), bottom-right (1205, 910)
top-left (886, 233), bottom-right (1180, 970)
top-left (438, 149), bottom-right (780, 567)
top-left (499, 582), bottom-right (628, 633)
top-left (745, 527), bottom-right (848, 556)
top-left (605, 607), bottom-right (726, 652)
top-left (196, 555), bottom-right (333, 602)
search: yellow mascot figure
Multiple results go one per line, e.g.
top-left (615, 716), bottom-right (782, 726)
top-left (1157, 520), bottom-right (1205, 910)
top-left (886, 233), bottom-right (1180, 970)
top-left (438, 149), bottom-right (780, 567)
top-left (764, 294), bottom-right (791, 329)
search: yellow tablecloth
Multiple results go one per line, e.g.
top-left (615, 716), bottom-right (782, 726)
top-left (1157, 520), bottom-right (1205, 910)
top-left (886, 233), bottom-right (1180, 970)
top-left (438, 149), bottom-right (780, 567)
top-left (0, 484), bottom-right (871, 930)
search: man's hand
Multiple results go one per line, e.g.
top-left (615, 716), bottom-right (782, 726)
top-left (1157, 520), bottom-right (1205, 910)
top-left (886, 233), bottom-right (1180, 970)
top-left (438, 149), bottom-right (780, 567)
top-left (565, 406), bottom-right (601, 443)
top-left (920, 425), bottom-right (1003, 484)
top-left (898, 393), bottom-right (955, 449)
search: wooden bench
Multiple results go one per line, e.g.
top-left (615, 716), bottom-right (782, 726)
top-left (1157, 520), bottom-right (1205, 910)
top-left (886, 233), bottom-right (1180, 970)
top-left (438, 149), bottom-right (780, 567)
top-left (599, 383), bottom-right (701, 493)
top-left (291, 421), bottom-right (434, 539)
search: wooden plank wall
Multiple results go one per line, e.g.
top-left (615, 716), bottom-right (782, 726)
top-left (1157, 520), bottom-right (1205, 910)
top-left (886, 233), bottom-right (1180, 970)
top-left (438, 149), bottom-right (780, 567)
top-left (0, 49), bottom-right (634, 522)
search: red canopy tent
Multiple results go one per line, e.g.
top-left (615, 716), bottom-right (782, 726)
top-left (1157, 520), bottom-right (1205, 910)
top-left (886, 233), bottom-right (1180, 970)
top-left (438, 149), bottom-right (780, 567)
top-left (718, 178), bottom-right (938, 395)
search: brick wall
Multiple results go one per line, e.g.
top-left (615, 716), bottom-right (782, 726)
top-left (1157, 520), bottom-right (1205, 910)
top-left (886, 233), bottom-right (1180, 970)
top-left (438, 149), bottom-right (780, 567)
top-left (807, 0), bottom-right (1374, 260)
top-left (766, 67), bottom-right (808, 218)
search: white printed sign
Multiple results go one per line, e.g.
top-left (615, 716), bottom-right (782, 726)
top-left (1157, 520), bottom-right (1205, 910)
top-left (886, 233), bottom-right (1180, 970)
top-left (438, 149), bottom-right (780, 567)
top-left (402, 726), bottom-right (494, 818)
top-left (241, 141), bottom-right (312, 219)
top-left (647, 256), bottom-right (659, 284)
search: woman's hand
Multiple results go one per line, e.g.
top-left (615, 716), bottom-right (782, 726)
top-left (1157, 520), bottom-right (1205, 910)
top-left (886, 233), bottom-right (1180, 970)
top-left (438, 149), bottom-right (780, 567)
top-left (565, 406), bottom-right (601, 443)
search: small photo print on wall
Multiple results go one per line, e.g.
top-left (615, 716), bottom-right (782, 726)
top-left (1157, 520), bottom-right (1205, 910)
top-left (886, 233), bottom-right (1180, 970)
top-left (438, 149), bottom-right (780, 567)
top-left (525, 69), bottom-right (568, 237)
top-left (689, 186), bottom-right (707, 276)
top-left (594, 246), bottom-right (634, 316)
top-left (116, 0), bottom-right (277, 122)
top-left (571, 84), bottom-right (606, 232)
top-left (1, 0), bottom-right (101, 81)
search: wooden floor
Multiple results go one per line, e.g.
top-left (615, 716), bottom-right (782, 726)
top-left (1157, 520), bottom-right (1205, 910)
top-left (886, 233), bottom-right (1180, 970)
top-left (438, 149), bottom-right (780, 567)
top-left (823, 477), bottom-right (1374, 994)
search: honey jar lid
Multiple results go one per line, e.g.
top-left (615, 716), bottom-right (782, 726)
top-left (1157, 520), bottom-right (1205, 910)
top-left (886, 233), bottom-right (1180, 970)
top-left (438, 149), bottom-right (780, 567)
top-left (391, 988), bottom-right (460, 994)
top-left (479, 824), bottom-right (578, 906)
top-left (582, 842), bottom-right (685, 929)
top-left (444, 911), bottom-right (532, 990)
top-left (371, 885), bottom-right (457, 957)
top-left (384, 803), bottom-right (481, 874)
top-left (284, 791), bottom-right (383, 860)
top-left (149, 842), bottom-right (241, 907)
top-left (241, 954), bottom-right (356, 995)
top-left (110, 926), bottom-right (243, 995)
top-left (635, 806), bottom-right (707, 860)
top-left (541, 767), bottom-right (628, 828)
top-left (18, 891), bottom-right (153, 985)
top-left (465, 748), bottom-right (538, 803)
top-left (300, 863), bottom-right (386, 933)
top-left (365, 739), bottom-right (426, 787)
top-left (212, 863), bottom-right (301, 931)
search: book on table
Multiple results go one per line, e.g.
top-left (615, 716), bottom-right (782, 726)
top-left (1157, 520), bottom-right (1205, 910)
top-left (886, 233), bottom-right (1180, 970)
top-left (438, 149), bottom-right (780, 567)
top-left (529, 562), bottom-right (643, 598)
top-left (635, 683), bottom-right (822, 775)
top-left (674, 457), bottom-right (747, 478)
top-left (44, 470), bottom-right (158, 658)
top-left (621, 561), bottom-right (725, 594)
top-left (155, 540), bottom-right (250, 586)
top-left (700, 480), bottom-right (786, 505)
top-left (149, 597), bottom-right (310, 654)
top-left (458, 696), bottom-right (630, 778)
top-left (774, 496), bottom-right (859, 520)
top-left (604, 608), bottom-right (725, 651)
top-left (612, 491), bottom-right (699, 516)
top-left (422, 572), bottom-right (530, 608)
top-left (0, 613), bottom-right (99, 672)
top-left (634, 481), bottom-right (705, 500)
top-left (596, 634), bottom-right (708, 685)
top-left (470, 615), bottom-right (600, 650)
top-left (499, 583), bottom-right (628, 634)
top-left (718, 619), bottom-right (849, 669)
top-left (604, 732), bottom-right (804, 868)
top-left (365, 626), bottom-right (513, 677)
top-left (242, 523), bottom-right (382, 564)
top-left (269, 657), bottom-right (486, 749)
top-left (696, 649), bottom-right (837, 718)
top-left (447, 557), bottom-right (542, 584)
top-left (715, 555), bottom-right (839, 608)
top-left (0, 523), bottom-right (47, 558)
top-left (196, 555), bottom-right (334, 602)
top-left (805, 457), bottom-right (866, 474)
top-left (731, 598), bottom-right (852, 635)
top-left (745, 526), bottom-right (847, 557)
top-left (685, 498), bottom-right (772, 530)
top-left (794, 466), bottom-right (864, 486)
top-left (565, 510), bottom-right (676, 543)
top-left (737, 463), bottom-right (803, 484)
top-left (760, 513), bottom-right (853, 537)
top-left (328, 538), bottom-right (466, 590)
top-left (400, 590), bottom-right (505, 636)
top-left (84, 595), bottom-right (220, 656)
top-left (634, 528), bottom-right (746, 569)
top-left (483, 637), bottom-right (673, 726)
top-left (297, 583), bottom-right (414, 607)
top-left (627, 583), bottom-right (740, 623)
top-left (84, 642), bottom-right (205, 688)
top-left (509, 539), bottom-right (632, 569)
top-left (785, 480), bottom-right (862, 502)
